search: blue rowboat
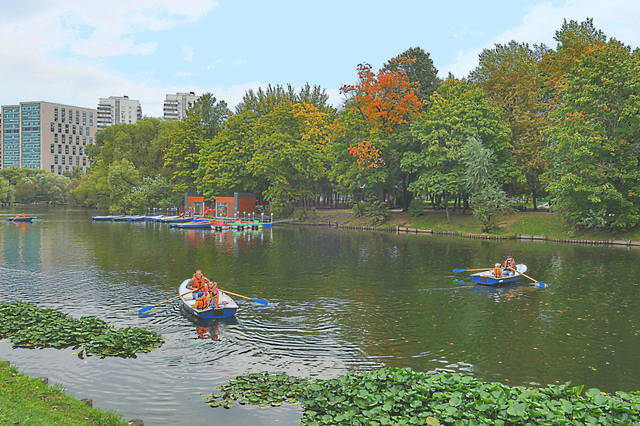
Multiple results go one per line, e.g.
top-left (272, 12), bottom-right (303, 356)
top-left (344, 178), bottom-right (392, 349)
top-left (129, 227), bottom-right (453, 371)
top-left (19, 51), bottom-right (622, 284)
top-left (161, 217), bottom-right (193, 224)
top-left (169, 221), bottom-right (214, 229)
top-left (179, 279), bottom-right (238, 319)
top-left (92, 215), bottom-right (115, 221)
top-left (470, 264), bottom-right (528, 286)
top-left (112, 215), bottom-right (146, 222)
top-left (8, 217), bottom-right (34, 223)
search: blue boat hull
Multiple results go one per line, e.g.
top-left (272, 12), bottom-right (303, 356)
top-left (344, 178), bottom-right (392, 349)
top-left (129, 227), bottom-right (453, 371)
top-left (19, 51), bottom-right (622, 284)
top-left (8, 217), bottom-right (34, 222)
top-left (92, 216), bottom-right (114, 221)
top-left (470, 274), bottom-right (523, 285)
top-left (170, 222), bottom-right (213, 229)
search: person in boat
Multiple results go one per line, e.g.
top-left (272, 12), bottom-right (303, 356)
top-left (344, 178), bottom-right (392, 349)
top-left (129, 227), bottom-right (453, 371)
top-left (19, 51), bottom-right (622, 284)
top-left (205, 281), bottom-right (220, 309)
top-left (21, 213), bottom-right (26, 218)
top-left (503, 256), bottom-right (517, 275)
top-left (492, 263), bottom-right (503, 278)
top-left (189, 270), bottom-right (210, 300)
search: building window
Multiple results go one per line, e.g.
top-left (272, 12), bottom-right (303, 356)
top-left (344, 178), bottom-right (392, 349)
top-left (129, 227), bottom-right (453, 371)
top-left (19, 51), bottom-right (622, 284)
top-left (83, 111), bottom-right (86, 125)
top-left (79, 146), bottom-right (83, 155)
top-left (76, 136), bottom-right (79, 145)
top-left (50, 144), bottom-right (54, 153)
top-left (89, 137), bottom-right (93, 144)
top-left (54, 134), bottom-right (58, 143)
top-left (79, 126), bottom-right (83, 135)
top-left (72, 146), bottom-right (76, 155)
top-left (50, 122), bottom-right (54, 132)
top-left (89, 112), bottom-right (93, 126)
top-left (75, 111), bottom-right (79, 124)
top-left (62, 156), bottom-right (65, 164)
top-left (51, 165), bottom-right (54, 173)
top-left (82, 137), bottom-right (86, 145)
top-left (65, 166), bottom-right (69, 171)
top-left (54, 108), bottom-right (58, 122)
top-left (86, 126), bottom-right (90, 136)
top-left (82, 157), bottom-right (87, 166)
top-left (61, 134), bottom-right (65, 144)
top-left (65, 145), bottom-right (69, 154)
top-left (58, 123), bottom-right (62, 132)
top-left (76, 156), bottom-right (80, 165)
top-left (58, 145), bottom-right (61, 154)
top-left (61, 108), bottom-right (65, 122)
top-left (65, 124), bottom-right (69, 133)
top-left (72, 125), bottom-right (76, 134)
top-left (54, 155), bottom-right (58, 164)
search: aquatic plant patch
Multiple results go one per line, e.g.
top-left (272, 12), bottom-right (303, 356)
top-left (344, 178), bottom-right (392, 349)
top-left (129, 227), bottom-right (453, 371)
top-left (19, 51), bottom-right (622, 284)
top-left (206, 368), bottom-right (640, 425)
top-left (0, 301), bottom-right (163, 358)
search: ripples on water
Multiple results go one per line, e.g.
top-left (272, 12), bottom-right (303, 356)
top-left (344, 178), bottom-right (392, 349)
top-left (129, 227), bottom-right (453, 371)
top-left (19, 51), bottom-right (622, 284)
top-left (1, 207), bottom-right (639, 425)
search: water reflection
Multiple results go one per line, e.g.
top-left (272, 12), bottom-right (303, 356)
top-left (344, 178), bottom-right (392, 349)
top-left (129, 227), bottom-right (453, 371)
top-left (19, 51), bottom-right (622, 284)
top-left (0, 206), bottom-right (639, 425)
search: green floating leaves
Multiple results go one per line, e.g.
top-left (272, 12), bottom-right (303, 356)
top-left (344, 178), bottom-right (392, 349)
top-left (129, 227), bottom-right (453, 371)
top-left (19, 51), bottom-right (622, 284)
top-left (0, 301), bottom-right (163, 358)
top-left (206, 368), bottom-right (640, 425)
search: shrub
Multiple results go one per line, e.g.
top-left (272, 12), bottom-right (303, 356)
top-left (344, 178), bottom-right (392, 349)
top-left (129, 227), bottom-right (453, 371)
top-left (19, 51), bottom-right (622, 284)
top-left (352, 200), bottom-right (389, 225)
top-left (408, 199), bottom-right (425, 217)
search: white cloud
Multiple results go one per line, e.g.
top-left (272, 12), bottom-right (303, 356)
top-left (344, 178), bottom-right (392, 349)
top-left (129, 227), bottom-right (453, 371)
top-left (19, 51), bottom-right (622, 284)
top-left (442, 0), bottom-right (640, 78)
top-left (175, 71), bottom-right (193, 78)
top-left (181, 45), bottom-right (195, 62)
top-left (206, 58), bottom-right (224, 70)
top-left (231, 59), bottom-right (248, 65)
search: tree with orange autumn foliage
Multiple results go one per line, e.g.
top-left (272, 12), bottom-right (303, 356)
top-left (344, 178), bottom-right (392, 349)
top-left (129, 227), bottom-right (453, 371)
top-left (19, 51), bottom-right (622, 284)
top-left (340, 61), bottom-right (422, 134)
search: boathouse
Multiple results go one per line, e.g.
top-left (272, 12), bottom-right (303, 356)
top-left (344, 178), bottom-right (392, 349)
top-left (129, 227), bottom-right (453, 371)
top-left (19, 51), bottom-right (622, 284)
top-left (184, 192), bottom-right (257, 217)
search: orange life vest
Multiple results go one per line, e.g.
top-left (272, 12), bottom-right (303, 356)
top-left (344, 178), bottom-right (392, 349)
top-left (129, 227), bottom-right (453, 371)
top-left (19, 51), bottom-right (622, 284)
top-left (503, 258), bottom-right (516, 269)
top-left (204, 283), bottom-right (219, 308)
top-left (192, 275), bottom-right (206, 291)
top-left (195, 296), bottom-right (209, 310)
top-left (493, 266), bottom-right (503, 278)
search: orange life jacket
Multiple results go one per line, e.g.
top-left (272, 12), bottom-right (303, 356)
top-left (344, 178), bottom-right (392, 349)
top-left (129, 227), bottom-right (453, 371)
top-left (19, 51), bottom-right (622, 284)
top-left (493, 266), bottom-right (503, 278)
top-left (192, 275), bottom-right (206, 291)
top-left (195, 296), bottom-right (209, 310)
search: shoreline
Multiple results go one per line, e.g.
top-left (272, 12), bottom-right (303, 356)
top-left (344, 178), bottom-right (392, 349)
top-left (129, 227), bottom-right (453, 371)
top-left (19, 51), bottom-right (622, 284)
top-left (292, 221), bottom-right (640, 248)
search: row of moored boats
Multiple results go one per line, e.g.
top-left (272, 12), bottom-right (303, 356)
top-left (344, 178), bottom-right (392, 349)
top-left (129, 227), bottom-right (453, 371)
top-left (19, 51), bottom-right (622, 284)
top-left (92, 215), bottom-right (270, 230)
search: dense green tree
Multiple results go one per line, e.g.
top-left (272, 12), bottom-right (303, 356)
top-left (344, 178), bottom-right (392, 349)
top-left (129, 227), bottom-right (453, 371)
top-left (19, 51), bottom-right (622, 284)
top-left (470, 41), bottom-right (548, 207)
top-left (235, 83), bottom-right (333, 116)
top-left (381, 47), bottom-right (440, 102)
top-left (0, 177), bottom-right (15, 204)
top-left (107, 160), bottom-right (142, 213)
top-left (186, 93), bottom-right (231, 139)
top-left (163, 116), bottom-right (206, 193)
top-left (544, 40), bottom-right (640, 230)
top-left (71, 167), bottom-right (110, 209)
top-left (116, 176), bottom-right (181, 214)
top-left (403, 79), bottom-right (515, 219)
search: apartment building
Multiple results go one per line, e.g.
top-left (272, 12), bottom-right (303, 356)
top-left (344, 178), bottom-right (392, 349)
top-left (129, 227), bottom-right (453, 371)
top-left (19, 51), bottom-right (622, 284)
top-left (1, 102), bottom-right (97, 175)
top-left (97, 95), bottom-right (143, 130)
top-left (163, 91), bottom-right (198, 120)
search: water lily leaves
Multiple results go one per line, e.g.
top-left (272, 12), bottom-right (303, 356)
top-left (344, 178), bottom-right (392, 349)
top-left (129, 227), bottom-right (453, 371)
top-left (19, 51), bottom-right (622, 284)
top-left (205, 368), bottom-right (640, 425)
top-left (0, 301), bottom-right (163, 358)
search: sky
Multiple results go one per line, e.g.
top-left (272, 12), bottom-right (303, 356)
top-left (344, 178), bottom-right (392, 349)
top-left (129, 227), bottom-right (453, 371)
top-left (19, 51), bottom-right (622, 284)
top-left (1, 0), bottom-right (640, 117)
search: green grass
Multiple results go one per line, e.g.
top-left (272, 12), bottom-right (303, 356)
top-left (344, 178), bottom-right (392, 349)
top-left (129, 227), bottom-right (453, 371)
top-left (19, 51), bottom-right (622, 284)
top-left (0, 362), bottom-right (127, 425)
top-left (305, 209), bottom-right (640, 241)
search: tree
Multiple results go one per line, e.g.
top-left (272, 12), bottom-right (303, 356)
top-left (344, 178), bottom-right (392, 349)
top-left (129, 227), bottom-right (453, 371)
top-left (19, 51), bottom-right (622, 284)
top-left (0, 177), bottom-right (15, 204)
top-left (107, 160), bottom-right (142, 213)
top-left (235, 83), bottom-right (333, 117)
top-left (164, 116), bottom-right (207, 192)
top-left (186, 93), bottom-right (230, 139)
top-left (403, 78), bottom-right (515, 220)
top-left (544, 40), bottom-right (640, 230)
top-left (381, 47), bottom-right (440, 102)
top-left (462, 137), bottom-right (512, 232)
top-left (117, 176), bottom-right (181, 214)
top-left (470, 41), bottom-right (548, 207)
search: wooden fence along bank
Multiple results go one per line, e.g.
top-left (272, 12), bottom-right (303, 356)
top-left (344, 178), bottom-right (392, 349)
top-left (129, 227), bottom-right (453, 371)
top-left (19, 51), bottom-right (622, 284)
top-left (292, 222), bottom-right (640, 248)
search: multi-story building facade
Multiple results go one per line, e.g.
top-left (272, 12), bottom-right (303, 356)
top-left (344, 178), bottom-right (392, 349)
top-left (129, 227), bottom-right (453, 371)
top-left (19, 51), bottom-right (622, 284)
top-left (1, 102), bottom-right (97, 175)
top-left (97, 95), bottom-right (143, 130)
top-left (163, 91), bottom-right (197, 120)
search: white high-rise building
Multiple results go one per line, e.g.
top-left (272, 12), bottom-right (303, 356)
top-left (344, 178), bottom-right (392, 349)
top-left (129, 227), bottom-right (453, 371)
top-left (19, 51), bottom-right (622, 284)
top-left (97, 95), bottom-right (142, 130)
top-left (163, 92), bottom-right (198, 120)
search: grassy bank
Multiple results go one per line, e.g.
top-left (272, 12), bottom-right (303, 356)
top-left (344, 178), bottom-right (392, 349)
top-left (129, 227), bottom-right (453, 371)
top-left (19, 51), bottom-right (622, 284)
top-left (299, 209), bottom-right (640, 241)
top-left (0, 361), bottom-right (126, 425)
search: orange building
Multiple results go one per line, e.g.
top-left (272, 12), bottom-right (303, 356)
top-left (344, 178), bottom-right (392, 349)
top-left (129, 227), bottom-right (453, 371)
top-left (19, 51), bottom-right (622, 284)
top-left (184, 192), bottom-right (256, 217)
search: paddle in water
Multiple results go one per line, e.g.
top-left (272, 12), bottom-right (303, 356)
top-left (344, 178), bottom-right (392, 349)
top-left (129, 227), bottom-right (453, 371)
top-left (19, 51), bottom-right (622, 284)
top-left (219, 289), bottom-right (268, 306)
top-left (138, 289), bottom-right (195, 314)
top-left (452, 267), bottom-right (492, 273)
top-left (509, 268), bottom-right (548, 288)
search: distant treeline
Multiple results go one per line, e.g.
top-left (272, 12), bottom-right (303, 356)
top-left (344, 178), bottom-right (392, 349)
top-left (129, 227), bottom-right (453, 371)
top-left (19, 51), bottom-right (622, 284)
top-left (68, 18), bottom-right (640, 231)
top-left (0, 168), bottom-right (71, 204)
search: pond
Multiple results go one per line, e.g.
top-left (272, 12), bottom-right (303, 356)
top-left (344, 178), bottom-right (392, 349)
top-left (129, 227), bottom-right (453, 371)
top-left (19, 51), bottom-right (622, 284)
top-left (0, 206), bottom-right (638, 425)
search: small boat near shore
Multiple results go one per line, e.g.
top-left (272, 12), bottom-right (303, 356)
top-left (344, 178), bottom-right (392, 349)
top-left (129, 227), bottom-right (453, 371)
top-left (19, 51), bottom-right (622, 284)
top-left (169, 220), bottom-right (215, 229)
top-left (179, 279), bottom-right (238, 319)
top-left (7, 216), bottom-right (35, 223)
top-left (470, 264), bottom-right (527, 285)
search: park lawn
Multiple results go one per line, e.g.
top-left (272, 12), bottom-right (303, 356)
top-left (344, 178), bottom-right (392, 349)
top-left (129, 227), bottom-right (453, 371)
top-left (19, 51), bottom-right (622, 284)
top-left (0, 362), bottom-right (126, 426)
top-left (306, 209), bottom-right (640, 241)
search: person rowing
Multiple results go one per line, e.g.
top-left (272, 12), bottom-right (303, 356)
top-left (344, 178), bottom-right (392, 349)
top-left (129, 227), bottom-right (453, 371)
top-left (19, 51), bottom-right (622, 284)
top-left (189, 269), bottom-right (210, 300)
top-left (502, 256), bottom-right (516, 275)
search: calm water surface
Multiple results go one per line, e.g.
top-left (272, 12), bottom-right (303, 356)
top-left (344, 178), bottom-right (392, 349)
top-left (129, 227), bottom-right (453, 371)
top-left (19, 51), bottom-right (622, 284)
top-left (0, 206), bottom-right (639, 425)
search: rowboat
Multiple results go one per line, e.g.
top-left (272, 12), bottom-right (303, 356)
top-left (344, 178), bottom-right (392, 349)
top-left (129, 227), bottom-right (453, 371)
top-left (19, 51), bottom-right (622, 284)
top-left (8, 217), bottom-right (34, 223)
top-left (92, 215), bottom-right (116, 221)
top-left (470, 264), bottom-right (528, 285)
top-left (169, 221), bottom-right (215, 229)
top-left (161, 217), bottom-right (193, 224)
top-left (179, 279), bottom-right (238, 319)
top-left (112, 215), bottom-right (146, 222)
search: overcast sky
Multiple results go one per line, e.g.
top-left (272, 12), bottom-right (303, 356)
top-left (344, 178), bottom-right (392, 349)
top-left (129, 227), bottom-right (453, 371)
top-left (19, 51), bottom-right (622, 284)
top-left (1, 0), bottom-right (639, 116)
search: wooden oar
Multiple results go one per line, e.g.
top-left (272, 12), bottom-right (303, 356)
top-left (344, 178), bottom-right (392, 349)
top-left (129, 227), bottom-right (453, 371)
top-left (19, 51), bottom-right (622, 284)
top-left (220, 289), bottom-right (268, 306)
top-left (138, 289), bottom-right (195, 314)
top-left (510, 268), bottom-right (547, 287)
top-left (452, 268), bottom-right (492, 273)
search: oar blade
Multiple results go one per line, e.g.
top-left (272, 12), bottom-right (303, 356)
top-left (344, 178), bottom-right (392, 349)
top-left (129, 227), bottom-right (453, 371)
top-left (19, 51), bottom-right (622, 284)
top-left (452, 279), bottom-right (467, 285)
top-left (452, 269), bottom-right (467, 273)
top-left (138, 305), bottom-right (154, 314)
top-left (250, 298), bottom-right (269, 306)
top-left (530, 282), bottom-right (548, 288)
